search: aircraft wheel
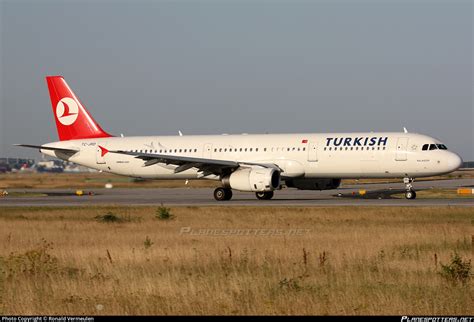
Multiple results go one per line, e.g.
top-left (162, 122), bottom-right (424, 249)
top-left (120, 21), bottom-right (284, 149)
top-left (224, 188), bottom-right (233, 200)
top-left (256, 191), bottom-right (274, 200)
top-left (214, 188), bottom-right (232, 201)
top-left (405, 190), bottom-right (416, 200)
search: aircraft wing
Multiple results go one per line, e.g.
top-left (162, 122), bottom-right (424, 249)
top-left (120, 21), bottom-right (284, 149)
top-left (110, 150), bottom-right (281, 177)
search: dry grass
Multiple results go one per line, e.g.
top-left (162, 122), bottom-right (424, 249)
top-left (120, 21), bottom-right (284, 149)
top-left (1, 170), bottom-right (472, 189)
top-left (343, 170), bottom-right (473, 185)
top-left (392, 189), bottom-right (474, 199)
top-left (0, 206), bottom-right (472, 315)
top-left (0, 172), bottom-right (218, 189)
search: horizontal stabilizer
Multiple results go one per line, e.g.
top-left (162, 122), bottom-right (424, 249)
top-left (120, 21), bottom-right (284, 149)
top-left (14, 144), bottom-right (79, 154)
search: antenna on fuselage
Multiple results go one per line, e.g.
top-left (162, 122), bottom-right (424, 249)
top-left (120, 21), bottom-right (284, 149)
top-left (403, 127), bottom-right (408, 134)
top-left (178, 131), bottom-right (183, 136)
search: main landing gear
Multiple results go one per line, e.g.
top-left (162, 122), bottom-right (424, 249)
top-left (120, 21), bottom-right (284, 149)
top-left (213, 188), bottom-right (233, 201)
top-left (213, 188), bottom-right (275, 201)
top-left (403, 177), bottom-right (417, 200)
top-left (255, 191), bottom-right (274, 200)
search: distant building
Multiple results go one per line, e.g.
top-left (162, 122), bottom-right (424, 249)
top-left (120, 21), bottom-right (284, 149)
top-left (462, 161), bottom-right (474, 169)
top-left (0, 157), bottom-right (97, 173)
top-left (0, 158), bottom-right (35, 172)
top-left (36, 160), bottom-right (64, 173)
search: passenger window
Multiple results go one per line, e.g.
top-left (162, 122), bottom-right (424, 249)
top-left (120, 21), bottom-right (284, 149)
top-left (429, 144), bottom-right (437, 150)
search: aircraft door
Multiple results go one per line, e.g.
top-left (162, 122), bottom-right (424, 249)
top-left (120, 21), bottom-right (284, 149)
top-left (96, 143), bottom-right (107, 165)
top-left (307, 141), bottom-right (318, 162)
top-left (395, 137), bottom-right (409, 161)
top-left (203, 143), bottom-right (213, 159)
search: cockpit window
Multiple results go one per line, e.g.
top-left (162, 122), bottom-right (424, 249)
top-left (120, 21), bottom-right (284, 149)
top-left (422, 144), bottom-right (429, 151)
top-left (429, 144), bottom-right (438, 150)
top-left (437, 144), bottom-right (448, 150)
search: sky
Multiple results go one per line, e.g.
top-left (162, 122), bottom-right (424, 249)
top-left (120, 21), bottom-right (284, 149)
top-left (0, 0), bottom-right (472, 160)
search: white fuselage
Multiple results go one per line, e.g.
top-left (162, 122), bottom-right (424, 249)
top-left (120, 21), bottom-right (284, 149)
top-left (40, 132), bottom-right (462, 181)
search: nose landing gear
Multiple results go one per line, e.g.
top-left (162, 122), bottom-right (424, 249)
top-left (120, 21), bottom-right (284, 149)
top-left (404, 177), bottom-right (417, 199)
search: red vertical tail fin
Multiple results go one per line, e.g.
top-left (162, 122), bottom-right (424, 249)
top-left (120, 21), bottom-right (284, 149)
top-left (46, 76), bottom-right (112, 141)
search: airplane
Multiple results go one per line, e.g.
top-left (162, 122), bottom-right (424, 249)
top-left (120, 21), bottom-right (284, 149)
top-left (17, 76), bottom-right (463, 201)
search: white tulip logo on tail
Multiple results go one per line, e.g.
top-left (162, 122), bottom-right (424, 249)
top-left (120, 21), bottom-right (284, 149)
top-left (56, 97), bottom-right (79, 126)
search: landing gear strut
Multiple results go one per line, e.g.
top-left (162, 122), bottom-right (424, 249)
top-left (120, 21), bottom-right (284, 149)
top-left (403, 177), bottom-right (416, 200)
top-left (256, 191), bottom-right (274, 200)
top-left (214, 187), bottom-right (233, 201)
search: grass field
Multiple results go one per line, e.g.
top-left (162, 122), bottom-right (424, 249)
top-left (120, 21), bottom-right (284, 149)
top-left (0, 172), bottom-right (218, 189)
top-left (1, 170), bottom-right (472, 190)
top-left (0, 206), bottom-right (472, 315)
top-left (391, 189), bottom-right (474, 199)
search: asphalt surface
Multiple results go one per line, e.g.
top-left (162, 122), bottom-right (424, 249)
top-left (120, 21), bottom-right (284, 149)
top-left (1, 178), bottom-right (473, 207)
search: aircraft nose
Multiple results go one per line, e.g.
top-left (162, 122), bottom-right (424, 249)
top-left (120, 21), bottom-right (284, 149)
top-left (447, 153), bottom-right (463, 172)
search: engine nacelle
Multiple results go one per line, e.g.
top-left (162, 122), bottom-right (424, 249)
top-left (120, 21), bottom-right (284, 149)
top-left (286, 178), bottom-right (341, 190)
top-left (222, 167), bottom-right (281, 192)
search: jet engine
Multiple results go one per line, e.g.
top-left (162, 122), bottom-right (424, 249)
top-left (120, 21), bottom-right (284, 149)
top-left (222, 167), bottom-right (281, 192)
